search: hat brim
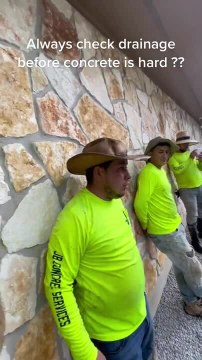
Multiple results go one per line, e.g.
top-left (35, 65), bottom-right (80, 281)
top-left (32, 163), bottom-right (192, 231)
top-left (144, 138), bottom-right (178, 155)
top-left (176, 139), bottom-right (199, 145)
top-left (132, 155), bottom-right (151, 161)
top-left (67, 152), bottom-right (148, 175)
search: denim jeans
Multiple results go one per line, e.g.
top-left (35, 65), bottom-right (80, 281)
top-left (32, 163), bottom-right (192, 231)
top-left (179, 186), bottom-right (202, 225)
top-left (148, 224), bottom-right (202, 304)
top-left (91, 297), bottom-right (154, 360)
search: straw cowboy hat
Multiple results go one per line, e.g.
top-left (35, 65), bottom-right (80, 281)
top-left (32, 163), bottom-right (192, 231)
top-left (67, 137), bottom-right (147, 175)
top-left (175, 130), bottom-right (199, 145)
top-left (144, 136), bottom-right (178, 155)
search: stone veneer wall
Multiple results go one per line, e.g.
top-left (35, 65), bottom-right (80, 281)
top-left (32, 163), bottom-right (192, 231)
top-left (0, 0), bottom-right (201, 358)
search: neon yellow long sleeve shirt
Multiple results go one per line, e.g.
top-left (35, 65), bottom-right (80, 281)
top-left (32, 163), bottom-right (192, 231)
top-left (44, 188), bottom-right (146, 360)
top-left (134, 163), bottom-right (181, 235)
top-left (168, 151), bottom-right (202, 189)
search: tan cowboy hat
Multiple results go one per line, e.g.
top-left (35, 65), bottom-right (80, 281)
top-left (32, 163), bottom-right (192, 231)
top-left (144, 136), bottom-right (178, 155)
top-left (175, 130), bottom-right (199, 145)
top-left (67, 137), bottom-right (146, 175)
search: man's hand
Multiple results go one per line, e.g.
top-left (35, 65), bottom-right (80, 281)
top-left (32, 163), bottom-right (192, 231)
top-left (97, 351), bottom-right (106, 360)
top-left (190, 150), bottom-right (199, 159)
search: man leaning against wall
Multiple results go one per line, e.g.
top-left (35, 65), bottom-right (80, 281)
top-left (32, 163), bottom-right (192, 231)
top-left (44, 137), bottom-right (154, 360)
top-left (134, 137), bottom-right (202, 317)
top-left (168, 130), bottom-right (202, 253)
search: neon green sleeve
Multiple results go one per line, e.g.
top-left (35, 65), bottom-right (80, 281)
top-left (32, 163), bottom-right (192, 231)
top-left (134, 170), bottom-right (156, 230)
top-left (44, 209), bottom-right (98, 360)
top-left (168, 153), bottom-right (190, 174)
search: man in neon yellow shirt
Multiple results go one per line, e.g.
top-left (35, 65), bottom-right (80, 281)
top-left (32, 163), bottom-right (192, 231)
top-left (44, 138), bottom-right (154, 360)
top-left (134, 137), bottom-right (202, 317)
top-left (168, 130), bottom-right (202, 253)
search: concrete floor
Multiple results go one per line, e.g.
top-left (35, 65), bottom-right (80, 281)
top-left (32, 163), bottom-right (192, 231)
top-left (154, 252), bottom-right (202, 360)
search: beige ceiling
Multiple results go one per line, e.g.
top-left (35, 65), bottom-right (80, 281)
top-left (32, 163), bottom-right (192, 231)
top-left (68, 0), bottom-right (202, 125)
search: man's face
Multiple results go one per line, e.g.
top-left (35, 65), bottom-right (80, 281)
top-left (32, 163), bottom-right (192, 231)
top-left (150, 145), bottom-right (171, 168)
top-left (101, 160), bottom-right (131, 200)
top-left (178, 143), bottom-right (189, 152)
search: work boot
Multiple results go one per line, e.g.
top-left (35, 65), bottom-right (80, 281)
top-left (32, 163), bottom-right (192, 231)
top-left (184, 299), bottom-right (202, 317)
top-left (188, 224), bottom-right (202, 254)
top-left (197, 218), bottom-right (202, 238)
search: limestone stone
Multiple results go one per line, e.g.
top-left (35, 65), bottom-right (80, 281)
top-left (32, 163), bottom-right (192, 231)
top-left (151, 93), bottom-right (162, 116)
top-left (136, 68), bottom-right (146, 92)
top-left (133, 215), bottom-right (145, 241)
top-left (175, 114), bottom-right (185, 132)
top-left (3, 144), bottom-right (45, 192)
top-left (171, 109), bottom-right (178, 124)
top-left (176, 107), bottom-right (183, 120)
top-left (123, 79), bottom-right (139, 114)
top-left (63, 174), bottom-right (87, 203)
top-left (158, 88), bottom-right (163, 98)
top-left (0, 167), bottom-right (10, 205)
top-left (37, 92), bottom-right (87, 144)
top-left (140, 103), bottom-right (159, 144)
top-left (163, 99), bottom-right (173, 119)
top-left (157, 112), bottom-right (166, 136)
top-left (0, 346), bottom-right (10, 360)
top-left (42, 0), bottom-right (80, 61)
top-left (97, 32), bottom-right (124, 68)
top-left (0, 0), bottom-right (36, 49)
top-left (0, 254), bottom-right (37, 334)
top-left (74, 95), bottom-right (129, 144)
top-left (38, 249), bottom-right (47, 295)
top-left (157, 251), bottom-right (167, 268)
top-left (51, 0), bottom-right (72, 19)
top-left (177, 198), bottom-right (187, 227)
top-left (103, 68), bottom-right (124, 101)
top-left (163, 99), bottom-right (172, 118)
top-left (62, 341), bottom-right (72, 359)
top-left (80, 66), bottom-right (113, 113)
top-left (31, 67), bottom-right (48, 93)
top-left (123, 103), bottom-right (143, 150)
top-left (170, 100), bottom-right (177, 112)
top-left (134, 159), bottom-right (146, 172)
top-left (136, 89), bottom-right (149, 108)
top-left (35, 141), bottom-right (78, 186)
top-left (148, 97), bottom-right (156, 115)
top-left (125, 66), bottom-right (145, 91)
top-left (144, 74), bottom-right (155, 96)
top-left (15, 305), bottom-right (59, 360)
top-left (144, 258), bottom-right (157, 296)
top-left (165, 116), bottom-right (178, 139)
top-left (1, 180), bottom-right (61, 253)
top-left (113, 102), bottom-right (127, 127)
top-left (122, 185), bottom-right (133, 208)
top-left (137, 241), bottom-right (147, 258)
top-left (75, 11), bottom-right (96, 60)
top-left (0, 299), bottom-right (5, 353)
top-left (146, 239), bottom-right (158, 259)
top-left (0, 47), bottom-right (38, 137)
top-left (41, 54), bottom-right (82, 108)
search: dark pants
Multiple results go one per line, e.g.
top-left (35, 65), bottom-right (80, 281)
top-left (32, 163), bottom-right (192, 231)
top-left (91, 299), bottom-right (154, 360)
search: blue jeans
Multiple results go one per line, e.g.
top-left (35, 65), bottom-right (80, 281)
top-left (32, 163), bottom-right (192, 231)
top-left (148, 224), bottom-right (202, 304)
top-left (179, 186), bottom-right (202, 225)
top-left (91, 298), bottom-right (154, 360)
